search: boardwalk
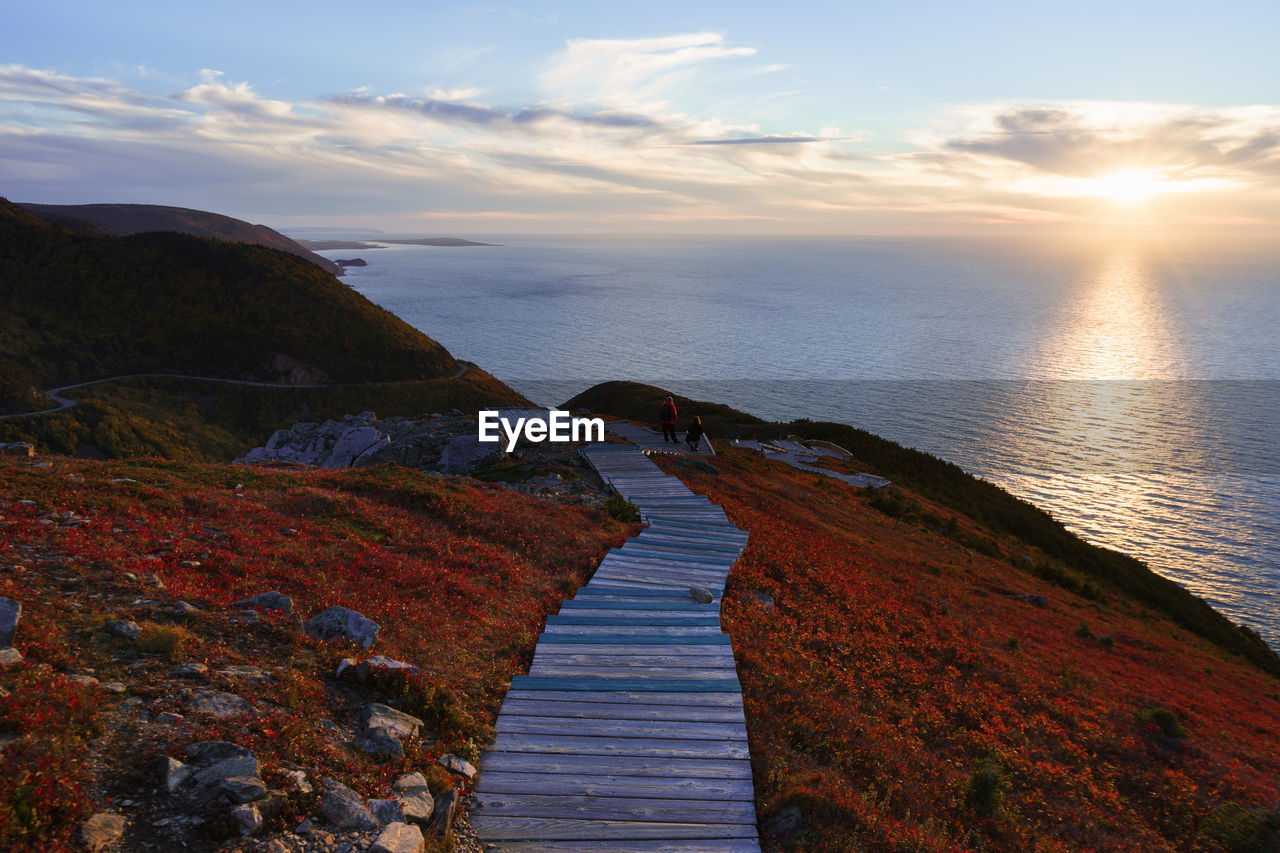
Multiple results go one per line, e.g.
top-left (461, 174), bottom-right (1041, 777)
top-left (473, 441), bottom-right (760, 851)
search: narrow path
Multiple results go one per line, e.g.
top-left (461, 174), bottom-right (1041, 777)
top-left (473, 438), bottom-right (760, 851)
top-left (0, 362), bottom-right (474, 421)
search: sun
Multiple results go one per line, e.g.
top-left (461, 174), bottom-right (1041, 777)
top-left (1086, 169), bottom-right (1172, 204)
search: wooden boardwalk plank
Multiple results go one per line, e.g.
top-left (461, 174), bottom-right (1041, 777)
top-left (510, 676), bottom-right (741, 693)
top-left (473, 792), bottom-right (757, 823)
top-left (480, 752), bottom-right (753, 778)
top-left (471, 817), bottom-right (760, 841)
top-left (486, 841), bottom-right (760, 853)
top-left (496, 716), bottom-right (747, 741)
top-left (497, 699), bottom-right (744, 723)
top-left (489, 732), bottom-right (750, 760)
top-left (475, 771), bottom-right (755, 801)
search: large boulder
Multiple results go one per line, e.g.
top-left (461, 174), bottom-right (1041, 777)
top-left (362, 703), bottom-right (423, 738)
top-left (319, 782), bottom-right (377, 830)
top-left (0, 597), bottom-right (20, 646)
top-left (438, 434), bottom-right (498, 474)
top-left (305, 606), bottom-right (379, 649)
top-left (186, 690), bottom-right (253, 718)
top-left (370, 822), bottom-right (425, 853)
top-left (322, 425), bottom-right (391, 469)
top-left (232, 591), bottom-right (293, 614)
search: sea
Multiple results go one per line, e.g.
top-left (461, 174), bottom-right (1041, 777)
top-left (311, 235), bottom-right (1280, 650)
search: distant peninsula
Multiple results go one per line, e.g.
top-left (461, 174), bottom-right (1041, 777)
top-left (298, 237), bottom-right (498, 250)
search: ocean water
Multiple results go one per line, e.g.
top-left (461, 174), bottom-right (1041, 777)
top-left (315, 236), bottom-right (1280, 648)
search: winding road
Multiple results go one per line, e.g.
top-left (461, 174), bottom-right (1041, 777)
top-left (0, 362), bottom-right (474, 421)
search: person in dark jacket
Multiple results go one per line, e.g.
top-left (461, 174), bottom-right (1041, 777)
top-left (659, 396), bottom-right (678, 443)
top-left (685, 416), bottom-right (704, 451)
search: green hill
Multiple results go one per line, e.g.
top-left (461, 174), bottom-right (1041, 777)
top-left (0, 198), bottom-right (461, 394)
top-left (16, 201), bottom-right (340, 274)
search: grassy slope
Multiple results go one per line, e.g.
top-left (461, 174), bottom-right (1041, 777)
top-left (664, 448), bottom-right (1280, 851)
top-left (0, 197), bottom-right (456, 389)
top-left (0, 456), bottom-right (635, 852)
top-left (568, 381), bottom-right (1280, 679)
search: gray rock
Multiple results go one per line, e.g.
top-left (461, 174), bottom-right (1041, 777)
top-left (745, 589), bottom-right (776, 610)
top-left (67, 674), bottom-right (100, 688)
top-left (356, 655), bottom-right (420, 677)
top-left (438, 434), bottom-right (498, 474)
top-left (396, 787), bottom-right (434, 824)
top-left (335, 657), bottom-right (357, 678)
top-left (153, 711), bottom-right (184, 725)
top-left (357, 725), bottom-right (404, 759)
top-left (324, 425), bottom-right (391, 469)
top-left (152, 756), bottom-right (194, 792)
top-left (0, 647), bottom-right (22, 667)
top-left (230, 802), bottom-right (263, 836)
top-left (0, 597), bottom-right (20, 646)
top-left (185, 740), bottom-right (253, 765)
top-left (99, 681), bottom-right (127, 694)
top-left (216, 665), bottom-right (269, 682)
top-left (231, 609), bottom-right (260, 625)
top-left (186, 690), bottom-right (253, 718)
top-left (304, 606), bottom-right (380, 649)
top-left (221, 775), bottom-right (268, 803)
top-left (362, 703), bottom-right (423, 738)
top-left (81, 812), bottom-right (126, 851)
top-left (438, 754), bottom-right (477, 780)
top-left (174, 662), bottom-right (208, 678)
top-left (283, 769), bottom-right (313, 794)
top-left (172, 601), bottom-right (202, 618)
top-left (369, 798), bottom-right (405, 825)
top-left (194, 755), bottom-right (260, 787)
top-left (392, 772), bottom-right (428, 791)
top-left (232, 590), bottom-right (293, 614)
top-left (369, 822), bottom-right (425, 853)
top-left (319, 783), bottom-right (377, 830)
top-left (107, 619), bottom-right (141, 639)
top-left (690, 587), bottom-right (714, 604)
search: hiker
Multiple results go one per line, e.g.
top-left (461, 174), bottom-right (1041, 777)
top-left (685, 416), bottom-right (704, 451)
top-left (659, 396), bottom-right (678, 443)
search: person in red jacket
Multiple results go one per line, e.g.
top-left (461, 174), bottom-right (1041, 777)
top-left (659, 396), bottom-right (678, 443)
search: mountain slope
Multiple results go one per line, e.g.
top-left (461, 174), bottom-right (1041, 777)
top-left (0, 198), bottom-right (459, 395)
top-left (16, 202), bottom-right (339, 274)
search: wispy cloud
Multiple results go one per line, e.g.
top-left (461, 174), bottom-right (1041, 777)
top-left (1, 53), bottom-right (1278, 231)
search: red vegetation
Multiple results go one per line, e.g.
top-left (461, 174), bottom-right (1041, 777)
top-left (0, 457), bottom-right (633, 851)
top-left (665, 449), bottom-right (1280, 852)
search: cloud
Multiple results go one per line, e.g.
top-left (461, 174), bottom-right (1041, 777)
top-left (2, 56), bottom-right (1279, 232)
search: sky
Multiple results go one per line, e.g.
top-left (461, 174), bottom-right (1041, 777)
top-left (3, 0), bottom-right (1279, 234)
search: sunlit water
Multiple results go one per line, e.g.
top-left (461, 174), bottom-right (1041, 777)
top-left (316, 236), bottom-right (1280, 648)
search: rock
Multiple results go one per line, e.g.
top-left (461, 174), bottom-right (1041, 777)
top-left (392, 772), bottom-right (428, 791)
top-left (179, 560), bottom-right (201, 569)
top-left (438, 434), bottom-right (498, 474)
top-left (140, 572), bottom-right (165, 589)
top-left (690, 587), bottom-right (714, 604)
top-left (304, 606), bottom-right (380, 649)
top-left (362, 703), bottom-right (423, 738)
top-left (186, 690), bottom-right (253, 718)
top-left (230, 802), bottom-right (263, 836)
top-left (99, 681), bottom-right (127, 694)
top-left (319, 782), bottom-right (377, 830)
top-left (0, 441), bottom-right (34, 457)
top-left (153, 711), bottom-right (185, 725)
top-left (397, 787), bottom-right (434, 824)
top-left (369, 822), bottom-right (425, 853)
top-left (335, 657), bottom-right (357, 678)
top-left (193, 755), bottom-right (260, 787)
top-left (258, 839), bottom-right (292, 853)
top-left (231, 609), bottom-right (260, 625)
top-left (221, 775), bottom-right (268, 803)
top-left (233, 590), bottom-right (294, 614)
top-left (107, 619), bottom-right (141, 639)
top-left (174, 662), bottom-right (208, 678)
top-left (81, 812), bottom-right (126, 850)
top-left (0, 597), bottom-right (20, 646)
top-left (357, 726), bottom-right (404, 759)
top-left (284, 769), bottom-right (313, 794)
top-left (1015, 593), bottom-right (1048, 607)
top-left (438, 754), bottom-right (477, 780)
top-left (370, 798), bottom-right (405, 825)
top-left (172, 601), bottom-right (202, 618)
top-left (67, 673), bottom-right (99, 688)
top-left (152, 756), bottom-right (194, 792)
top-left (324, 425), bottom-right (391, 469)
top-left (745, 589), bottom-right (776, 610)
top-left (186, 740), bottom-right (254, 764)
top-left (766, 804), bottom-right (806, 840)
top-left (217, 665), bottom-right (269, 682)
top-left (426, 789), bottom-right (459, 835)
top-left (355, 655), bottom-right (420, 677)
